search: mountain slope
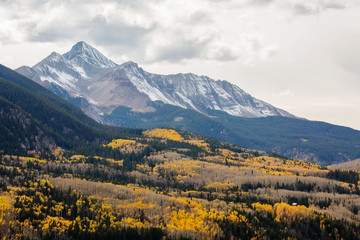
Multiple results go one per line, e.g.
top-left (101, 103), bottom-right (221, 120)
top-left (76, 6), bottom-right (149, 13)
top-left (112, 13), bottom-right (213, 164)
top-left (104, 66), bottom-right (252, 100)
top-left (16, 41), bottom-right (294, 119)
top-left (1, 63), bottom-right (100, 126)
top-left (0, 96), bottom-right (55, 154)
top-left (0, 64), bottom-right (142, 153)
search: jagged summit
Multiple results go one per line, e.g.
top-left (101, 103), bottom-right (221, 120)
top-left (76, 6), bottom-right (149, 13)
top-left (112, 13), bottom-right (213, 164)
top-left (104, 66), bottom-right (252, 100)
top-left (63, 41), bottom-right (89, 59)
top-left (63, 41), bottom-right (118, 68)
top-left (68, 41), bottom-right (89, 52)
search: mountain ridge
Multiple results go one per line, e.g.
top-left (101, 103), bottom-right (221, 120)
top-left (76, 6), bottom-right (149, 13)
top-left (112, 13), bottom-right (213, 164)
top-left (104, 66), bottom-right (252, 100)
top-left (16, 41), bottom-right (295, 120)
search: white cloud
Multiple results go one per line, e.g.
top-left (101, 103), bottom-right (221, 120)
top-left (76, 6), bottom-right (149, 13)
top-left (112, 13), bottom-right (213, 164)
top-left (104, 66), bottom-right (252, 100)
top-left (0, 0), bottom-right (279, 65)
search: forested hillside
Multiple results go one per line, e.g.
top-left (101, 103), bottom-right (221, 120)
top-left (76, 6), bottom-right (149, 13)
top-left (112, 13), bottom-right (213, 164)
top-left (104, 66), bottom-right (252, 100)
top-left (0, 96), bottom-right (55, 154)
top-left (1, 128), bottom-right (360, 239)
top-left (105, 102), bottom-right (360, 165)
top-left (0, 64), bottom-right (142, 154)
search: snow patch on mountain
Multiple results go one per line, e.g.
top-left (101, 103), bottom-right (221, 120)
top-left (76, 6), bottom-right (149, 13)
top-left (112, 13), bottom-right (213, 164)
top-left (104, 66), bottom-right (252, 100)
top-left (73, 65), bottom-right (89, 79)
top-left (175, 92), bottom-right (201, 112)
top-left (123, 64), bottom-right (185, 108)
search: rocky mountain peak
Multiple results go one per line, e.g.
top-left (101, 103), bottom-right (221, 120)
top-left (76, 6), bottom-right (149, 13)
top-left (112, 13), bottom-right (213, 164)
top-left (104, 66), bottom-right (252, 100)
top-left (63, 41), bottom-right (117, 68)
top-left (64, 41), bottom-right (90, 58)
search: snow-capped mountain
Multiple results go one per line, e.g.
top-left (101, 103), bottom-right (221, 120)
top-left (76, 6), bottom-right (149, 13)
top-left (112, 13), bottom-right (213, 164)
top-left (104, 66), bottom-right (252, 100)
top-left (17, 42), bottom-right (117, 94)
top-left (16, 41), bottom-right (295, 121)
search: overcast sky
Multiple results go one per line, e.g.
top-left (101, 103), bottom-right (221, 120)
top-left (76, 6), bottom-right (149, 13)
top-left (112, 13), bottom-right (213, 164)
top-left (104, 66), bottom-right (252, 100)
top-left (1, 0), bottom-right (359, 130)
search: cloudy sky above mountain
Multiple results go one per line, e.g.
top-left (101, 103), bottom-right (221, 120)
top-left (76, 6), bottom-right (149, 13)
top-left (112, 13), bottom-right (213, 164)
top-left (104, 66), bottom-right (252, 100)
top-left (1, 0), bottom-right (359, 130)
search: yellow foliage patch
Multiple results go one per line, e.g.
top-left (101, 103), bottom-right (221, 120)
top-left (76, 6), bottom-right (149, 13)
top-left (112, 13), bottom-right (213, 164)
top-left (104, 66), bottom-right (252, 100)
top-left (184, 140), bottom-right (210, 151)
top-left (0, 195), bottom-right (12, 223)
top-left (70, 155), bottom-right (86, 161)
top-left (40, 216), bottom-right (72, 235)
top-left (154, 161), bottom-right (199, 179)
top-left (117, 200), bottom-right (155, 210)
top-left (105, 138), bottom-right (147, 153)
top-left (21, 157), bottom-right (46, 164)
top-left (120, 217), bottom-right (145, 228)
top-left (105, 139), bottom-right (137, 148)
top-left (273, 202), bottom-right (314, 223)
top-left (143, 128), bottom-right (184, 141)
top-left (252, 202), bottom-right (274, 215)
top-left (166, 206), bottom-right (223, 239)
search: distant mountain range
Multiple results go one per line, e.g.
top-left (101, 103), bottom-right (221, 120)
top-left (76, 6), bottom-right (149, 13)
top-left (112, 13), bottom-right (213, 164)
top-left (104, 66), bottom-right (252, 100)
top-left (16, 41), bottom-right (295, 120)
top-left (9, 42), bottom-right (360, 165)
